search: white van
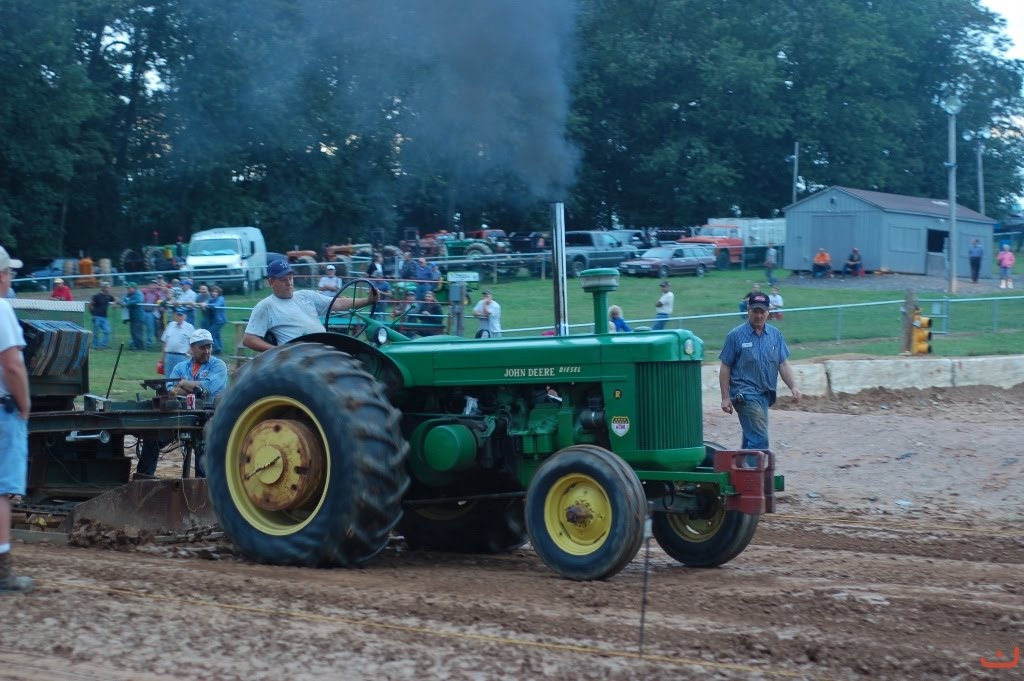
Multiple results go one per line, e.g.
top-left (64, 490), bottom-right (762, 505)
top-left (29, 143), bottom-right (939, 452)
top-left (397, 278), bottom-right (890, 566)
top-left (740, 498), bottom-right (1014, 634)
top-left (186, 226), bottom-right (268, 294)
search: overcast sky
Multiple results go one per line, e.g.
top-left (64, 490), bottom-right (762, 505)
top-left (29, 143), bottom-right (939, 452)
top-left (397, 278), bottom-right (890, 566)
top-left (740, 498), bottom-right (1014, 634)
top-left (981, 0), bottom-right (1024, 58)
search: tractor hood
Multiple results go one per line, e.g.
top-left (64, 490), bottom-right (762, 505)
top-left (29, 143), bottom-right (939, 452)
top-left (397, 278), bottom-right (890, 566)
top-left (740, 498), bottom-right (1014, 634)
top-left (382, 330), bottom-right (703, 387)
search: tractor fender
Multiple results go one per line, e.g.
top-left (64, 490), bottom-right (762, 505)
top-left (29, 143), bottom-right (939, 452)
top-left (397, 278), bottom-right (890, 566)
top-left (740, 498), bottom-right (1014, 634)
top-left (289, 333), bottom-right (409, 393)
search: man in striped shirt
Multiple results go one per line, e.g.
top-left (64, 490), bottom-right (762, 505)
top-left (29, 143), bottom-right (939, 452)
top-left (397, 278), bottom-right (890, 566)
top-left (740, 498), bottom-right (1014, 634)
top-left (719, 292), bottom-right (801, 451)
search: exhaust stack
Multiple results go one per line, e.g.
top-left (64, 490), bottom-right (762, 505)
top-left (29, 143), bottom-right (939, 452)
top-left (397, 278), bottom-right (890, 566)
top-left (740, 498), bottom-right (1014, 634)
top-left (551, 202), bottom-right (569, 335)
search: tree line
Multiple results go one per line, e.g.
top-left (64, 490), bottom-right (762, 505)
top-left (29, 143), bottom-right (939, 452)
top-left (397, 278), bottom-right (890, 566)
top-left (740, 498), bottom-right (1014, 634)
top-left (1, 0), bottom-right (1022, 259)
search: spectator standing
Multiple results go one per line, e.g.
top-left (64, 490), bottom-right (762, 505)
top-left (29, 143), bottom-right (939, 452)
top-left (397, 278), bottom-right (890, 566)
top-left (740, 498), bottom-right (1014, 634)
top-left (366, 254), bottom-right (385, 278)
top-left (202, 286), bottom-right (227, 354)
top-left (843, 248), bottom-right (863, 277)
top-left (812, 248), bottom-right (832, 278)
top-left (178, 279), bottom-right (198, 325)
top-left (318, 264), bottom-right (342, 294)
top-left (0, 246), bottom-right (33, 594)
top-left (413, 258), bottom-right (437, 300)
top-left (161, 307), bottom-right (195, 376)
top-left (471, 290), bottom-right (502, 338)
top-left (49, 278), bottom-right (73, 301)
top-left (768, 286), bottom-right (784, 320)
top-left (121, 283), bottom-right (146, 350)
top-left (243, 259), bottom-right (376, 352)
top-left (763, 243), bottom-right (778, 286)
top-left (194, 284), bottom-right (211, 324)
top-left (653, 281), bottom-right (674, 330)
top-left (399, 252), bottom-right (416, 280)
top-left (997, 244), bottom-right (1015, 289)
top-left (719, 292), bottom-right (801, 451)
top-left (608, 305), bottom-right (633, 332)
top-left (89, 282), bottom-right (116, 350)
top-left (142, 280), bottom-right (162, 348)
top-left (968, 239), bottom-right (984, 283)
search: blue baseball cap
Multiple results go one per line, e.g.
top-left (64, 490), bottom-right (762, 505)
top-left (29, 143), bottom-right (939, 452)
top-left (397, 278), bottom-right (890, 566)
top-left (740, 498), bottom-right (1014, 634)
top-left (174, 306), bottom-right (188, 315)
top-left (268, 259), bottom-right (293, 279)
top-left (181, 279), bottom-right (193, 286)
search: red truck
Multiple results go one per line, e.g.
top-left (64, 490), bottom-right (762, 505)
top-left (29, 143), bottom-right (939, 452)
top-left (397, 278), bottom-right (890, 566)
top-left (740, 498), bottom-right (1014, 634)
top-left (678, 224), bottom-right (743, 268)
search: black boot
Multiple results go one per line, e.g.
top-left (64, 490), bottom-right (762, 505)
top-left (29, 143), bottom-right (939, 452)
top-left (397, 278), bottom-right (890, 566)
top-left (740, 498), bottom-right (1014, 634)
top-left (0, 551), bottom-right (33, 594)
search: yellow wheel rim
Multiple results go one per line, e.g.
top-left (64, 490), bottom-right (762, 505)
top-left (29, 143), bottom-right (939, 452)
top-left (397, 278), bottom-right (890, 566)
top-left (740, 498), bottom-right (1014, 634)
top-left (225, 396), bottom-right (330, 535)
top-left (665, 484), bottom-right (725, 542)
top-left (543, 473), bottom-right (612, 555)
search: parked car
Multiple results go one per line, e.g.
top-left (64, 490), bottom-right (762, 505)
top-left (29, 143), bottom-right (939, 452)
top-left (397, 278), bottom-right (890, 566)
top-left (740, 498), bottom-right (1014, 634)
top-left (618, 245), bottom-right (716, 278)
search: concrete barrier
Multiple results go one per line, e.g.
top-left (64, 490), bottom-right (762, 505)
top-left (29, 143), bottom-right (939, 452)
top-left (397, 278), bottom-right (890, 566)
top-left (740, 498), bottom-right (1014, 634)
top-left (826, 358), bottom-right (953, 394)
top-left (952, 355), bottom-right (1024, 389)
top-left (701, 355), bottom-right (1024, 406)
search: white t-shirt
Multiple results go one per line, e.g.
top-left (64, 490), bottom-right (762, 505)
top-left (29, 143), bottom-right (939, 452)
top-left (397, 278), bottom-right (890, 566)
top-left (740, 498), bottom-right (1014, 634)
top-left (178, 289), bottom-right (198, 305)
top-left (768, 293), bottom-right (784, 310)
top-left (245, 290), bottom-right (331, 345)
top-left (318, 275), bottom-right (342, 292)
top-left (656, 291), bottom-right (674, 314)
top-left (472, 299), bottom-right (502, 337)
top-left (161, 321), bottom-right (196, 354)
top-left (0, 299), bottom-right (26, 396)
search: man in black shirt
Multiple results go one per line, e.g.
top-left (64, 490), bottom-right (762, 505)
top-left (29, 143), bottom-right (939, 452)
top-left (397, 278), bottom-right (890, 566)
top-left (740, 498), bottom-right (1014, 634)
top-left (89, 282), bottom-right (116, 350)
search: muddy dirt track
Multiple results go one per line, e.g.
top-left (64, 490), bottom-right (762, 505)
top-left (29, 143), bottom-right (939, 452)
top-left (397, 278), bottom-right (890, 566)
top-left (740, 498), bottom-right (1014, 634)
top-left (3, 385), bottom-right (1023, 680)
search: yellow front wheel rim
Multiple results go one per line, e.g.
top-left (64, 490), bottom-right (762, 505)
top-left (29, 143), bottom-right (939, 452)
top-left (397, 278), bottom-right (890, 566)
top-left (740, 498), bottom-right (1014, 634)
top-left (225, 396), bottom-right (330, 536)
top-left (543, 473), bottom-right (612, 555)
top-left (665, 485), bottom-right (726, 542)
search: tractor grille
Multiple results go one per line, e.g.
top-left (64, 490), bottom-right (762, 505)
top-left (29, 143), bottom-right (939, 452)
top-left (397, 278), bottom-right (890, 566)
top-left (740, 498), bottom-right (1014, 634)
top-left (635, 362), bottom-right (703, 450)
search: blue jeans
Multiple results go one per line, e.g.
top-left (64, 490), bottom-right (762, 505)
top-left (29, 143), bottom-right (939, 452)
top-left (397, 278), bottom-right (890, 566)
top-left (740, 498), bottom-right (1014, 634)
top-left (733, 392), bottom-right (770, 450)
top-left (130, 320), bottom-right (145, 350)
top-left (92, 316), bottom-right (111, 349)
top-left (209, 321), bottom-right (225, 353)
top-left (652, 313), bottom-right (670, 330)
top-left (0, 410), bottom-right (28, 495)
top-left (143, 313), bottom-right (156, 347)
top-left (765, 266), bottom-right (776, 286)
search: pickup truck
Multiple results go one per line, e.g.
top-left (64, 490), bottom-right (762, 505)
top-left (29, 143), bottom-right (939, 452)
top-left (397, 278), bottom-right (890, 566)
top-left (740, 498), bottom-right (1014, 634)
top-left (678, 225), bottom-right (743, 268)
top-left (561, 231), bottom-right (639, 277)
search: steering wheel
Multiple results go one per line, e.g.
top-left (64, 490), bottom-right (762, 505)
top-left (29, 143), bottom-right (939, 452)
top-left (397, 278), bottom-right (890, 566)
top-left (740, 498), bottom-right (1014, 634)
top-left (325, 277), bottom-right (381, 337)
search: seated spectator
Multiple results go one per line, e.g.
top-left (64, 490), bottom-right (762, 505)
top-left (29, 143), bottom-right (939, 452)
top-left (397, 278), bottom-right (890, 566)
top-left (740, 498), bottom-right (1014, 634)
top-left (843, 248), bottom-right (863, 277)
top-left (739, 283), bottom-right (762, 315)
top-left (414, 291), bottom-right (445, 336)
top-left (812, 248), bottom-right (832, 278)
top-left (768, 286), bottom-right (784, 320)
top-left (608, 305), bottom-right (633, 332)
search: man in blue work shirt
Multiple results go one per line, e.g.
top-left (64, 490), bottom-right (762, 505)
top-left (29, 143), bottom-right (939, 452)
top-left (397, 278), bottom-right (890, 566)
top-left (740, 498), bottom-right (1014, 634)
top-left (166, 329), bottom-right (228, 404)
top-left (719, 292), bottom-right (801, 452)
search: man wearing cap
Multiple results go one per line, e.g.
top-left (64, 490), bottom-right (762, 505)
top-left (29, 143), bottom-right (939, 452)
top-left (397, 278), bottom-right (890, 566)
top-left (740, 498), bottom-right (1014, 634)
top-left (243, 259), bottom-right (377, 352)
top-left (49, 277), bottom-right (73, 302)
top-left (88, 282), bottom-right (116, 350)
top-left (318, 264), bottom-right (342, 294)
top-left (843, 248), bottom-right (863, 278)
top-left (166, 328), bottom-right (227, 403)
top-left (653, 281), bottom-right (674, 330)
top-left (161, 307), bottom-right (195, 376)
top-left (0, 246), bottom-right (33, 593)
top-left (178, 279), bottom-right (198, 325)
top-left (120, 283), bottom-right (146, 350)
top-left (719, 292), bottom-right (801, 453)
top-left (471, 290), bottom-right (502, 338)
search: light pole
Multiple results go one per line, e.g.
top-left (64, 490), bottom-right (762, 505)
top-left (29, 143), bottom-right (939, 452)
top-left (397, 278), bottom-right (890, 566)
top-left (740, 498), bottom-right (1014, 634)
top-left (962, 128), bottom-right (991, 216)
top-left (940, 93), bottom-right (963, 294)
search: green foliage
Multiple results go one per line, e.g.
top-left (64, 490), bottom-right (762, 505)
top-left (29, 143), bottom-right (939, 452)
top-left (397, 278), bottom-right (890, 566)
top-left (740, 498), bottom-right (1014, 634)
top-left (1, 0), bottom-right (1023, 261)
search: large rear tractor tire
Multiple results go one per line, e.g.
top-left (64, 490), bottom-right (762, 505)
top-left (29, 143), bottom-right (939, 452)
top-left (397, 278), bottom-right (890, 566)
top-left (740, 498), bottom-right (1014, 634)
top-left (525, 445), bottom-right (646, 580)
top-left (205, 343), bottom-right (409, 567)
top-left (399, 497), bottom-right (527, 554)
top-left (651, 490), bottom-right (759, 568)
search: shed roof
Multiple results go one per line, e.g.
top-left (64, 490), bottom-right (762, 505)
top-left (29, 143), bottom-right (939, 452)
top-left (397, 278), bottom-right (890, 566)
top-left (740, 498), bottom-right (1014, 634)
top-left (789, 186), bottom-right (996, 223)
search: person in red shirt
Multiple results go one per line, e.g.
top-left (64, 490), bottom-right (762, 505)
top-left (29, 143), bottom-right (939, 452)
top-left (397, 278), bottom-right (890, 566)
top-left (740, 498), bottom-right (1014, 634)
top-left (49, 278), bottom-right (73, 301)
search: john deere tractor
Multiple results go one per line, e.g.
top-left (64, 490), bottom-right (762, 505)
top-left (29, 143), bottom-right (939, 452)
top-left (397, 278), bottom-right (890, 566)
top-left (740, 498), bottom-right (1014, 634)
top-left (205, 269), bottom-right (779, 580)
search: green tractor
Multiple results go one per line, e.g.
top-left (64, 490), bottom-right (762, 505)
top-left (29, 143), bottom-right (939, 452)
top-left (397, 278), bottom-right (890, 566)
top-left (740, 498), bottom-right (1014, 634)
top-left (204, 269), bottom-right (780, 580)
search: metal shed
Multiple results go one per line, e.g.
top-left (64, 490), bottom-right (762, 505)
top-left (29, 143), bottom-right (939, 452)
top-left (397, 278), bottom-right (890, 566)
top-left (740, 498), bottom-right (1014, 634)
top-left (783, 186), bottom-right (996, 277)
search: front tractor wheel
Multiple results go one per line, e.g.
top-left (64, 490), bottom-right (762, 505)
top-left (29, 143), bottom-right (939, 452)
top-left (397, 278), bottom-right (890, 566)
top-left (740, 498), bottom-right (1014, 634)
top-left (526, 445), bottom-right (646, 580)
top-left (205, 343), bottom-right (409, 567)
top-left (651, 487), bottom-right (759, 568)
